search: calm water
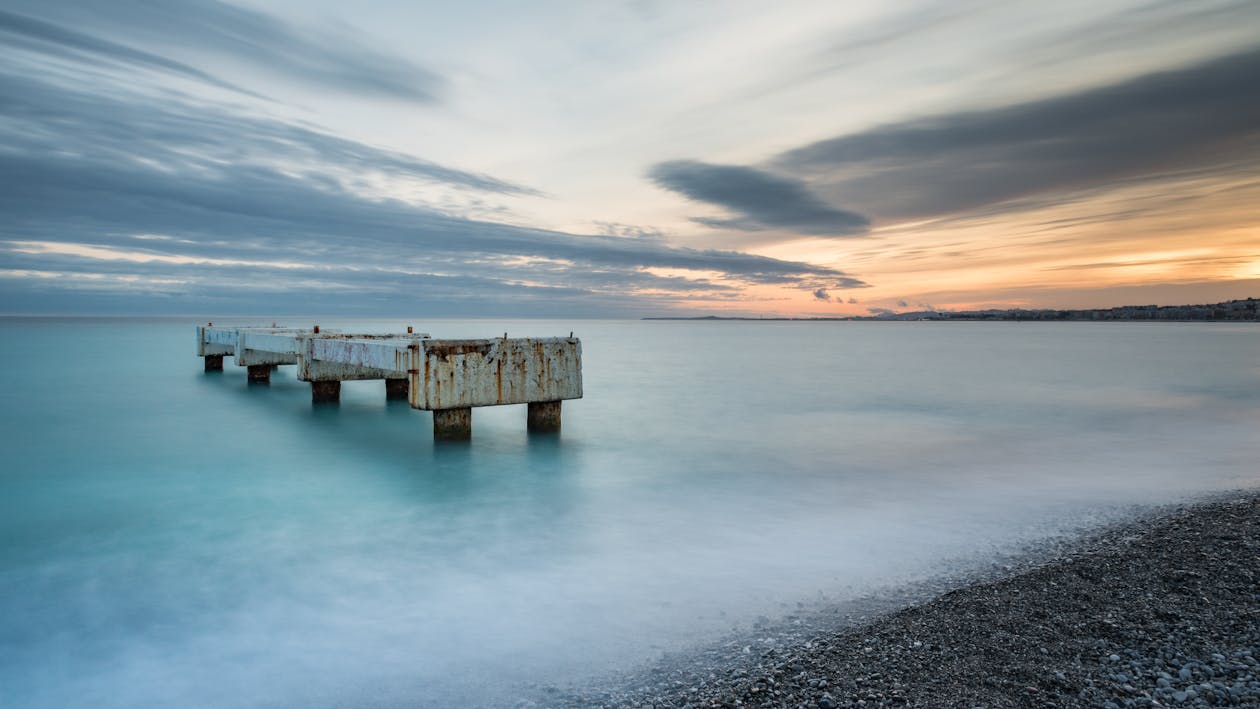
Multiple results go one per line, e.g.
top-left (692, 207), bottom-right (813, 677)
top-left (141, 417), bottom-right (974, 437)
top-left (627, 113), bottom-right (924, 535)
top-left (1, 318), bottom-right (1258, 707)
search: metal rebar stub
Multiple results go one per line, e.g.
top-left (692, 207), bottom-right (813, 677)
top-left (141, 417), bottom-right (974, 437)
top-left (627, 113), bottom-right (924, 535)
top-left (433, 408), bottom-right (472, 440)
top-left (311, 380), bottom-right (341, 404)
top-left (247, 364), bottom-right (271, 384)
top-left (527, 401), bottom-right (562, 433)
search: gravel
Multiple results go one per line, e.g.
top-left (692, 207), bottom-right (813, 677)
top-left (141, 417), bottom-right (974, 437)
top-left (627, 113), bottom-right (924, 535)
top-left (548, 491), bottom-right (1260, 708)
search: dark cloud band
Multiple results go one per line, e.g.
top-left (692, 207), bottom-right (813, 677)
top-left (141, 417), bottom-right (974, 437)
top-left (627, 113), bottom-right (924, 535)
top-left (0, 9), bottom-right (257, 97)
top-left (775, 47), bottom-right (1260, 220)
top-left (2, 0), bottom-right (444, 102)
top-left (648, 160), bottom-right (870, 236)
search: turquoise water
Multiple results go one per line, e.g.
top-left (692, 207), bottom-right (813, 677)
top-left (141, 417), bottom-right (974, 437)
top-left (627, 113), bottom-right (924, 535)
top-left (1, 318), bottom-right (1258, 707)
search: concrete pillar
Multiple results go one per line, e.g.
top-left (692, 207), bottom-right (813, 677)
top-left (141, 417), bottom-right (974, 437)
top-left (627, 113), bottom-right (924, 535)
top-left (247, 364), bottom-right (270, 384)
top-left (527, 401), bottom-right (562, 433)
top-left (385, 378), bottom-right (408, 401)
top-left (433, 408), bottom-right (471, 440)
top-left (311, 381), bottom-right (341, 404)
top-left (204, 354), bottom-right (224, 372)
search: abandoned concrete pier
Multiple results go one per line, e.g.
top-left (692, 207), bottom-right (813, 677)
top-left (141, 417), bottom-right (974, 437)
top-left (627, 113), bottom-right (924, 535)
top-left (196, 324), bottom-right (582, 439)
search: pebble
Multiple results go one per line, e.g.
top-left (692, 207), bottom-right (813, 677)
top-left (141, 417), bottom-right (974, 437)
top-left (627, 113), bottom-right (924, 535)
top-left (550, 493), bottom-right (1260, 709)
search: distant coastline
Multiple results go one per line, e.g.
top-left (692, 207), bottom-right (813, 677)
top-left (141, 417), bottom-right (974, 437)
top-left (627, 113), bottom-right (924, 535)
top-left (645, 297), bottom-right (1259, 322)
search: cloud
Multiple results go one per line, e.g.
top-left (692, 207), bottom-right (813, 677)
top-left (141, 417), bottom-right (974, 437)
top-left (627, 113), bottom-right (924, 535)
top-left (0, 70), bottom-right (530, 196)
top-left (594, 222), bottom-right (666, 241)
top-left (828, 277), bottom-right (868, 289)
top-left (0, 150), bottom-right (863, 284)
top-left (0, 9), bottom-right (256, 97)
top-left (867, 307), bottom-right (896, 316)
top-left (4, 0), bottom-right (443, 102)
top-left (823, 1), bottom-right (982, 61)
top-left (0, 68), bottom-right (868, 313)
top-left (773, 46), bottom-right (1260, 220)
top-left (0, 247), bottom-right (736, 317)
top-left (647, 160), bottom-right (869, 236)
top-left (812, 288), bottom-right (831, 302)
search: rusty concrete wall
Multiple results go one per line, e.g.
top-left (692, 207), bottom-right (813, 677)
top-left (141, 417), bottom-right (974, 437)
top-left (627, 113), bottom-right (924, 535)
top-left (199, 326), bottom-right (315, 357)
top-left (237, 349), bottom-right (300, 366)
top-left (238, 331), bottom-right (305, 354)
top-left (198, 328), bottom-right (581, 412)
top-left (236, 331), bottom-right (306, 366)
top-left (298, 354), bottom-right (401, 382)
top-left (301, 336), bottom-right (418, 381)
top-left (412, 337), bottom-right (582, 410)
top-left (307, 336), bottom-right (417, 373)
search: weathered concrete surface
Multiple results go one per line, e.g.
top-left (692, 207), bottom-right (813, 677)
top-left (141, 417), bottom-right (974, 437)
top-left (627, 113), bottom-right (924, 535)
top-left (527, 401), bottom-right (562, 432)
top-left (196, 326), bottom-right (235, 356)
top-left (298, 334), bottom-right (428, 382)
top-left (311, 380), bottom-right (340, 404)
top-left (385, 378), bottom-right (408, 400)
top-left (301, 336), bottom-right (582, 409)
top-left (197, 327), bottom-right (434, 382)
top-left (415, 338), bottom-right (582, 410)
top-left (433, 408), bottom-right (472, 440)
top-left (237, 330), bottom-right (317, 354)
top-left (237, 348), bottom-right (299, 367)
top-left (197, 326), bottom-right (316, 361)
top-left (203, 354), bottom-right (224, 372)
top-left (298, 352), bottom-right (401, 382)
top-left (306, 336), bottom-right (418, 373)
top-left (196, 326), bottom-right (581, 437)
top-left (234, 330), bottom-right (310, 367)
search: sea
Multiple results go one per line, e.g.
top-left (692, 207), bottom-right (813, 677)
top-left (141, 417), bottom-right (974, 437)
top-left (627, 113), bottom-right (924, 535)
top-left (1, 318), bottom-right (1257, 707)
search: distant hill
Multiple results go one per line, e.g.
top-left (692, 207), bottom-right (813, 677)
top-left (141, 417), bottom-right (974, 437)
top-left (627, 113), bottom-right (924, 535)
top-left (645, 298), bottom-right (1259, 322)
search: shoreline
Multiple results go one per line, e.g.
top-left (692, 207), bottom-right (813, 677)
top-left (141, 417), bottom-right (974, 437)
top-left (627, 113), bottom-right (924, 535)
top-left (553, 491), bottom-right (1260, 708)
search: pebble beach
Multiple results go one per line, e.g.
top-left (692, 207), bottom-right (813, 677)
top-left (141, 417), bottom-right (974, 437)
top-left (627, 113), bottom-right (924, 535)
top-left (556, 492), bottom-right (1260, 709)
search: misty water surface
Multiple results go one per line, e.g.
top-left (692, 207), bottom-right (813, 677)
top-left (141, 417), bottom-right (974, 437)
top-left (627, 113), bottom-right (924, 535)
top-left (1, 318), bottom-right (1258, 707)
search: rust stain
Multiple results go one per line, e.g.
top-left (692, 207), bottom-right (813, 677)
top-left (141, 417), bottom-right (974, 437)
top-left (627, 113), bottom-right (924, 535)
top-left (425, 355), bottom-right (435, 408)
top-left (496, 356), bottom-right (503, 403)
top-left (444, 358), bottom-right (456, 407)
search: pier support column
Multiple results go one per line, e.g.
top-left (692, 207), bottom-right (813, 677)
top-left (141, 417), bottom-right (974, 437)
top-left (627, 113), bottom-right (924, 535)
top-left (204, 354), bottom-right (224, 372)
top-left (385, 378), bottom-right (408, 401)
top-left (433, 408), bottom-right (471, 440)
top-left (527, 401), bottom-right (562, 433)
top-left (311, 381), bottom-right (341, 404)
top-left (247, 364), bottom-right (270, 384)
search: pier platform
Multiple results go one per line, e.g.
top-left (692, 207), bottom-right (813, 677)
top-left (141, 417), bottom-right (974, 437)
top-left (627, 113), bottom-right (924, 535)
top-left (196, 324), bottom-right (582, 439)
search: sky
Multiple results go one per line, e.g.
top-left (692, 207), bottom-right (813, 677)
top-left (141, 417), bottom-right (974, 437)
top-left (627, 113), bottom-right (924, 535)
top-left (1, 0), bottom-right (1258, 317)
